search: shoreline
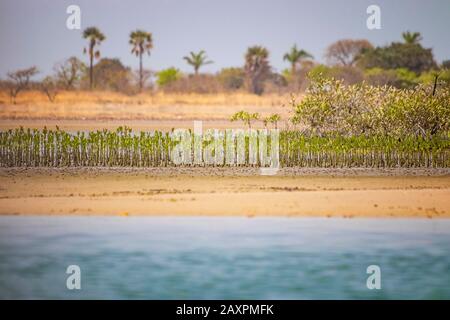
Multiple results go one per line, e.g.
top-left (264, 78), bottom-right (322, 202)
top-left (1, 167), bottom-right (449, 218)
top-left (1, 166), bottom-right (449, 176)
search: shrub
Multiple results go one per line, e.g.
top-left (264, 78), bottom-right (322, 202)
top-left (161, 74), bottom-right (222, 93)
top-left (419, 69), bottom-right (450, 87)
top-left (308, 65), bottom-right (363, 85)
top-left (292, 74), bottom-right (450, 137)
top-left (81, 58), bottom-right (133, 93)
top-left (364, 68), bottom-right (419, 88)
top-left (217, 67), bottom-right (245, 91)
top-left (156, 67), bottom-right (182, 88)
top-left (364, 68), bottom-right (398, 86)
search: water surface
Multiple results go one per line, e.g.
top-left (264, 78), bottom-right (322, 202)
top-left (0, 217), bottom-right (449, 299)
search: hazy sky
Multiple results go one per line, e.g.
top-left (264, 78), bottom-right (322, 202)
top-left (0, 0), bottom-right (449, 78)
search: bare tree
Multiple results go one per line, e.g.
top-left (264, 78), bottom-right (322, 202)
top-left (7, 66), bottom-right (38, 104)
top-left (40, 76), bottom-right (59, 102)
top-left (54, 57), bottom-right (85, 89)
top-left (132, 69), bottom-right (153, 91)
top-left (325, 39), bottom-right (373, 66)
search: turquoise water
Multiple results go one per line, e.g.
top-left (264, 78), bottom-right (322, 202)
top-left (0, 217), bottom-right (449, 299)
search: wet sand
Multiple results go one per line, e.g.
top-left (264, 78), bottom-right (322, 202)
top-left (0, 167), bottom-right (449, 218)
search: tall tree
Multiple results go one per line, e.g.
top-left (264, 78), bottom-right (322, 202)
top-left (129, 29), bottom-right (153, 91)
top-left (83, 27), bottom-right (106, 89)
top-left (325, 39), bottom-right (373, 66)
top-left (244, 46), bottom-right (271, 95)
top-left (183, 50), bottom-right (213, 75)
top-left (402, 31), bottom-right (422, 44)
top-left (283, 45), bottom-right (313, 75)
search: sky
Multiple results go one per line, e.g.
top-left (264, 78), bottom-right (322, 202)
top-left (0, 0), bottom-right (449, 79)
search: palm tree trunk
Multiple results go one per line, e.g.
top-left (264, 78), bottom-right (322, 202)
top-left (139, 52), bottom-right (143, 91)
top-left (89, 52), bottom-right (93, 90)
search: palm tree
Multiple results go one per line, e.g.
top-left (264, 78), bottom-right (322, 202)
top-left (129, 30), bottom-right (153, 91)
top-left (244, 46), bottom-right (270, 95)
top-left (283, 45), bottom-right (313, 75)
top-left (402, 31), bottom-right (422, 44)
top-left (83, 27), bottom-right (106, 89)
top-left (183, 50), bottom-right (213, 75)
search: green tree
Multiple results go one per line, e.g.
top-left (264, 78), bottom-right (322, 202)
top-left (402, 31), bottom-right (422, 44)
top-left (357, 42), bottom-right (437, 74)
top-left (129, 30), bottom-right (153, 91)
top-left (244, 46), bottom-right (271, 95)
top-left (183, 50), bottom-right (213, 75)
top-left (83, 26), bottom-right (106, 89)
top-left (156, 67), bottom-right (182, 87)
top-left (283, 45), bottom-right (313, 75)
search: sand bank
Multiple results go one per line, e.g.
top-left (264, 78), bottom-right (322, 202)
top-left (1, 167), bottom-right (449, 218)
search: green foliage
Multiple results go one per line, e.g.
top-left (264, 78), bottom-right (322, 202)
top-left (307, 65), bottom-right (332, 79)
top-left (357, 42), bottom-right (437, 74)
top-left (156, 67), bottom-right (182, 87)
top-left (418, 69), bottom-right (450, 87)
top-left (364, 68), bottom-right (397, 86)
top-left (307, 65), bottom-right (363, 85)
top-left (292, 75), bottom-right (450, 137)
top-left (283, 45), bottom-right (313, 75)
top-left (280, 132), bottom-right (449, 167)
top-left (1, 127), bottom-right (448, 168)
top-left (263, 114), bottom-right (281, 129)
top-left (129, 30), bottom-right (153, 57)
top-left (230, 111), bottom-right (260, 129)
top-left (82, 26), bottom-right (106, 89)
top-left (183, 50), bottom-right (213, 75)
top-left (129, 29), bottom-right (153, 91)
top-left (394, 68), bottom-right (419, 88)
top-left (365, 67), bottom-right (420, 88)
top-left (402, 31), bottom-right (422, 44)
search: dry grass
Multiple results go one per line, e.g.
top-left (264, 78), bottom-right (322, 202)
top-left (0, 90), bottom-right (295, 121)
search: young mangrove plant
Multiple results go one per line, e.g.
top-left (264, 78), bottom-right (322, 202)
top-left (0, 127), bottom-right (448, 168)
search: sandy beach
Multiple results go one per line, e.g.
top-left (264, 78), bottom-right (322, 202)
top-left (1, 167), bottom-right (449, 218)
